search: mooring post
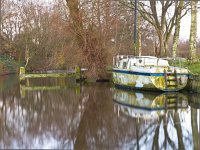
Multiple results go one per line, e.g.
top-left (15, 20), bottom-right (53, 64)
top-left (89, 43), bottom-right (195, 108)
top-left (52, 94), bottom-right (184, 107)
top-left (133, 0), bottom-right (138, 55)
top-left (75, 66), bottom-right (81, 81)
top-left (19, 67), bottom-right (25, 81)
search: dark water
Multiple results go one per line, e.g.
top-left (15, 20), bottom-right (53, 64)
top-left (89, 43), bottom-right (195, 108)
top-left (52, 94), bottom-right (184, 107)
top-left (0, 75), bottom-right (200, 149)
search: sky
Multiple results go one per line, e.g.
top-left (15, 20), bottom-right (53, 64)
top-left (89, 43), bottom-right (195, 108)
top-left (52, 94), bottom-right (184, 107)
top-left (179, 11), bottom-right (200, 40)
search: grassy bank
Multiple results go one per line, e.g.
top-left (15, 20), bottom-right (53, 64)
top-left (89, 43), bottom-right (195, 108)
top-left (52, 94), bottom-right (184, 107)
top-left (0, 55), bottom-right (21, 75)
top-left (168, 58), bottom-right (200, 74)
top-left (186, 63), bottom-right (200, 74)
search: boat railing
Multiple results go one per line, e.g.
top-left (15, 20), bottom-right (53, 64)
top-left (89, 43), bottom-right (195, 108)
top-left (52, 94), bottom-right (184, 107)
top-left (113, 55), bottom-right (189, 70)
top-left (162, 57), bottom-right (188, 68)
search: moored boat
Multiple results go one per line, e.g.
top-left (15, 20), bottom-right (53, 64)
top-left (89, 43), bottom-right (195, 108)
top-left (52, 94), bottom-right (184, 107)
top-left (112, 55), bottom-right (189, 92)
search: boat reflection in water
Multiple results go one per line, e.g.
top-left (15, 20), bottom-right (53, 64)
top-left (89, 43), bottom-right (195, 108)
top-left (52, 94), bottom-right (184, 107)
top-left (112, 88), bottom-right (197, 150)
top-left (113, 88), bottom-right (188, 120)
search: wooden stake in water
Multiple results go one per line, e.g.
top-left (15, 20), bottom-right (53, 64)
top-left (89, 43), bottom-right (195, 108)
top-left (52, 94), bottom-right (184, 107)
top-left (20, 67), bottom-right (25, 81)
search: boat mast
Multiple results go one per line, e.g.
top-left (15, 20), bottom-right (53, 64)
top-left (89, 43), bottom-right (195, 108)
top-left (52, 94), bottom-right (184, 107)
top-left (134, 0), bottom-right (138, 55)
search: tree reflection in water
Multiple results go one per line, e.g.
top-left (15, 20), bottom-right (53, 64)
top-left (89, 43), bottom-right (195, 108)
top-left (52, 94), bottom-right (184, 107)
top-left (0, 75), bottom-right (199, 149)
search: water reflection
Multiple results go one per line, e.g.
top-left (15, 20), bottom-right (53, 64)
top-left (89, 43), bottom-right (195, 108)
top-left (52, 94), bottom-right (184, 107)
top-left (20, 77), bottom-right (81, 98)
top-left (113, 88), bottom-right (199, 150)
top-left (0, 75), bottom-right (199, 149)
top-left (113, 89), bottom-right (188, 119)
top-left (0, 76), bottom-right (83, 148)
top-left (189, 93), bottom-right (200, 150)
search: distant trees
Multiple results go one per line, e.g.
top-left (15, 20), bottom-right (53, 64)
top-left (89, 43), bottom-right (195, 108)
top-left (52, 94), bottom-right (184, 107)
top-left (1, 0), bottom-right (76, 70)
top-left (0, 0), bottom-right (2, 52)
top-left (0, 0), bottom-right (16, 55)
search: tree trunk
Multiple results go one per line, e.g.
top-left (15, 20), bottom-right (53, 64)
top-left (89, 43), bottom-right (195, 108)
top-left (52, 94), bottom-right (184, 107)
top-left (67, 0), bottom-right (107, 79)
top-left (158, 32), bottom-right (165, 57)
top-left (189, 1), bottom-right (197, 62)
top-left (164, 40), bottom-right (168, 57)
top-left (0, 0), bottom-right (2, 52)
top-left (172, 1), bottom-right (184, 58)
top-left (67, 0), bottom-right (84, 48)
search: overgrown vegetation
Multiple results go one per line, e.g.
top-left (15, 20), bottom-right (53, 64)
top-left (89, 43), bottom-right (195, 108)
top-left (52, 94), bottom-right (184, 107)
top-left (0, 55), bottom-right (21, 74)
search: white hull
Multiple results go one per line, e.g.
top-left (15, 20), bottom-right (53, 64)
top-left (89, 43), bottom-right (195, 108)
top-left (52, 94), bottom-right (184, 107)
top-left (113, 67), bottom-right (189, 92)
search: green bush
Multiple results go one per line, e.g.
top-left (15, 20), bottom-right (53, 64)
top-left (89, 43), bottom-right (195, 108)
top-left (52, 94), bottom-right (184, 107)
top-left (0, 55), bottom-right (21, 74)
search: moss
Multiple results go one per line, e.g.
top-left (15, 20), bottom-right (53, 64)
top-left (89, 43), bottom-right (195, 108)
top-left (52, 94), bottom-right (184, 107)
top-left (152, 76), bottom-right (166, 89)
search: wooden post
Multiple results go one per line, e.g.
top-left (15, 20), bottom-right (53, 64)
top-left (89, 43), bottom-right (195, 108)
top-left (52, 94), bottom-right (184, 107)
top-left (20, 67), bottom-right (25, 75)
top-left (75, 66), bottom-right (81, 81)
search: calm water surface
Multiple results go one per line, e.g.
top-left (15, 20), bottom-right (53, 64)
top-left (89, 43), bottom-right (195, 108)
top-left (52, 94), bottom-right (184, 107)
top-left (0, 75), bottom-right (200, 149)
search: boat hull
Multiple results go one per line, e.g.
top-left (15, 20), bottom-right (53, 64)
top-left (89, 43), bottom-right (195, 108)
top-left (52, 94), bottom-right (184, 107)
top-left (112, 69), bottom-right (189, 92)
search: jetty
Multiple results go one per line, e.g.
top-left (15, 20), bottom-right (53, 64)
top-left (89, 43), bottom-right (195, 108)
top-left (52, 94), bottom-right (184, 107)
top-left (19, 66), bottom-right (86, 82)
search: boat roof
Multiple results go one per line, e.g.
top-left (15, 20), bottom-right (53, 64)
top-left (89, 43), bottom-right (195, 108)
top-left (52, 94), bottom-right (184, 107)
top-left (116, 55), bottom-right (187, 60)
top-left (135, 56), bottom-right (157, 59)
top-left (116, 55), bottom-right (158, 59)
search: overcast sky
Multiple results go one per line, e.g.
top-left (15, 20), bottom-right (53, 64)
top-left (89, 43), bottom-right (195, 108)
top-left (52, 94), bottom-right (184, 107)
top-left (180, 11), bottom-right (200, 40)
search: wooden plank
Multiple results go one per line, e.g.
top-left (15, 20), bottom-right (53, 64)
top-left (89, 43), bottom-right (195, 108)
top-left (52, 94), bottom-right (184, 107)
top-left (22, 73), bottom-right (76, 78)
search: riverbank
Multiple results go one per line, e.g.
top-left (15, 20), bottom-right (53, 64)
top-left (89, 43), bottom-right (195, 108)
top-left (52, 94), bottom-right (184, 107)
top-left (179, 61), bottom-right (200, 93)
top-left (187, 63), bottom-right (200, 74)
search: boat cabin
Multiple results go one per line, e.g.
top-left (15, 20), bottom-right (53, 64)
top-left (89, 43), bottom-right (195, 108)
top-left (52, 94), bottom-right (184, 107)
top-left (113, 55), bottom-right (169, 69)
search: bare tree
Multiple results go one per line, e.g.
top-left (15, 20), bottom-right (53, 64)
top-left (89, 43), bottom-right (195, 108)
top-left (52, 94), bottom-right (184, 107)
top-left (66, 0), bottom-right (122, 78)
top-left (118, 0), bottom-right (189, 57)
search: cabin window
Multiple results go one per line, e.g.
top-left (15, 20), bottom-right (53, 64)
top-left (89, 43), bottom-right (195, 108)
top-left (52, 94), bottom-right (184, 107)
top-left (139, 59), bottom-right (142, 63)
top-left (123, 62), bottom-right (127, 69)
